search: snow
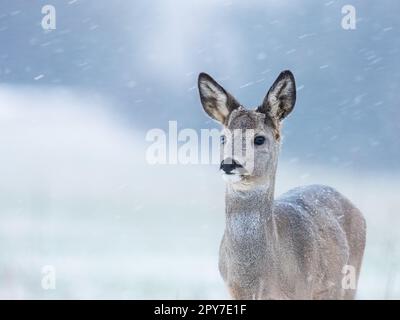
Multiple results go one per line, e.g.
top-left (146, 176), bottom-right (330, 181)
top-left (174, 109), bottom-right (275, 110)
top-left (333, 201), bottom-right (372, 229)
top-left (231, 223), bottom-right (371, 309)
top-left (0, 87), bottom-right (398, 298)
top-left (34, 74), bottom-right (44, 81)
top-left (0, 0), bottom-right (399, 300)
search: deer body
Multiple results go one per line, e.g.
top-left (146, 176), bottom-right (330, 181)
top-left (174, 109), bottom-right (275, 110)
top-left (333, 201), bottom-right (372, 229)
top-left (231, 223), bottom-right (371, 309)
top-left (198, 70), bottom-right (366, 300)
top-left (220, 184), bottom-right (365, 299)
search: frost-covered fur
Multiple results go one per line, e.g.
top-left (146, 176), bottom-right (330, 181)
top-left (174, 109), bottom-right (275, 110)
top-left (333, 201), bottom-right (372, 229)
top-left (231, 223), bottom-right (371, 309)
top-left (198, 70), bottom-right (366, 300)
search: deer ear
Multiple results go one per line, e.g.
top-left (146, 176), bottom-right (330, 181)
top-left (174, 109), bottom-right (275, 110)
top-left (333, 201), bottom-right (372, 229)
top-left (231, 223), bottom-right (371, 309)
top-left (258, 70), bottom-right (296, 121)
top-left (198, 73), bottom-right (240, 124)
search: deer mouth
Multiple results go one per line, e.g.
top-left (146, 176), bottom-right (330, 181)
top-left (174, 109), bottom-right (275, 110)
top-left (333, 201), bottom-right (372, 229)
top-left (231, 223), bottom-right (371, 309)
top-left (222, 172), bottom-right (244, 183)
top-left (221, 167), bottom-right (250, 183)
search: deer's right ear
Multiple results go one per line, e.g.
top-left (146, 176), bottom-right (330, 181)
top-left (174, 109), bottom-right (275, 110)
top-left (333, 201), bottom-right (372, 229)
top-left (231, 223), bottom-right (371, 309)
top-left (198, 73), bottom-right (239, 124)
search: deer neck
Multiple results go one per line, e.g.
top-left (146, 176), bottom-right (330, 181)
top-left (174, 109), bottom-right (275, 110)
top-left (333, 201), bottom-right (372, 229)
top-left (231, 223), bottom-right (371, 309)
top-left (226, 182), bottom-right (274, 217)
top-left (224, 174), bottom-right (276, 251)
top-left (223, 177), bottom-right (276, 287)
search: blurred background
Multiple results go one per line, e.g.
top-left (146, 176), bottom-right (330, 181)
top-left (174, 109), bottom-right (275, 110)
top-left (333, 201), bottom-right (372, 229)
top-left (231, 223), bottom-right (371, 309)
top-left (0, 0), bottom-right (399, 299)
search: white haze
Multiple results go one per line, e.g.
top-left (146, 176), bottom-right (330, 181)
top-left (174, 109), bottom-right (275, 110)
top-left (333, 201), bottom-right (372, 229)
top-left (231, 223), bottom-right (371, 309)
top-left (0, 87), bottom-right (399, 299)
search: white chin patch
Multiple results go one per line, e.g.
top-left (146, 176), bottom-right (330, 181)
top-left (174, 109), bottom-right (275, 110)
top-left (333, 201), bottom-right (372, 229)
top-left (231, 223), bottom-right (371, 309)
top-left (222, 173), bottom-right (243, 183)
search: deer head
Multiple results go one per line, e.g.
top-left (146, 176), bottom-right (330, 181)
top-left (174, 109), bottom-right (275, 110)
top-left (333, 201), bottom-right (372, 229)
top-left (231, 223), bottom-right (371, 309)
top-left (198, 71), bottom-right (296, 190)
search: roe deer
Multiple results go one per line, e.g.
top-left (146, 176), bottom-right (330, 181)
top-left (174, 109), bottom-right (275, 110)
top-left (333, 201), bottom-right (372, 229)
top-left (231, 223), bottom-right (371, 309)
top-left (197, 70), bottom-right (366, 300)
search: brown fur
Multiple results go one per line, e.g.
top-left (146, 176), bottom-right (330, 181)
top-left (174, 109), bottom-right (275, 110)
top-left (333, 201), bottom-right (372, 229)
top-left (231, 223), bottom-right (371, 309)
top-left (198, 71), bottom-right (366, 300)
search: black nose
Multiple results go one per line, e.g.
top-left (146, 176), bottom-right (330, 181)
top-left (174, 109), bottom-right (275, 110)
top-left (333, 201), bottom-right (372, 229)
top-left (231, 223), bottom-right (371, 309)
top-left (220, 158), bottom-right (242, 174)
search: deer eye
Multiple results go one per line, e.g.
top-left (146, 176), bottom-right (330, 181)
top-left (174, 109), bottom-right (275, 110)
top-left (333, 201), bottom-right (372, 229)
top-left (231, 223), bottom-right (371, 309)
top-left (254, 136), bottom-right (266, 145)
top-left (220, 135), bottom-right (226, 144)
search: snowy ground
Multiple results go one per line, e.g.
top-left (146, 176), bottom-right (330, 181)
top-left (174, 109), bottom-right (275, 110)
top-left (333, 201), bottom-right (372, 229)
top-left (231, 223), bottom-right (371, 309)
top-left (0, 87), bottom-right (399, 299)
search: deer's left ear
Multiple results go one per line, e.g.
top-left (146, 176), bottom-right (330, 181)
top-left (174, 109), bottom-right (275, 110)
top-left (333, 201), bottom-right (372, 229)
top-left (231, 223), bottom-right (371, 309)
top-left (258, 70), bottom-right (296, 121)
